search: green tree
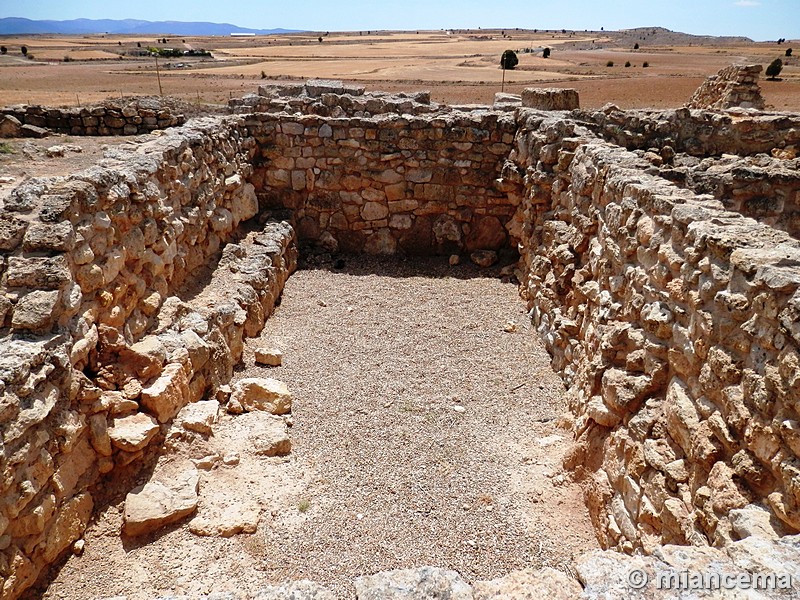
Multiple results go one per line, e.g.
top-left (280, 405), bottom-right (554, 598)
top-left (500, 49), bottom-right (518, 70)
top-left (766, 58), bottom-right (783, 80)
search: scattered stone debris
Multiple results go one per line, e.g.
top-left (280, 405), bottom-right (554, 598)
top-left (255, 347), bottom-right (283, 367)
top-left (470, 250), bottom-right (498, 267)
top-left (45, 143), bottom-right (83, 157)
top-left (228, 377), bottom-right (293, 414)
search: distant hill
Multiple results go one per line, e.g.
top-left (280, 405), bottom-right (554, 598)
top-left (0, 17), bottom-right (301, 36)
top-left (617, 26), bottom-right (753, 45)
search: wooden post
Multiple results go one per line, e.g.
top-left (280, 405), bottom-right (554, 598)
top-left (501, 64), bottom-right (506, 93)
top-left (155, 54), bottom-right (163, 96)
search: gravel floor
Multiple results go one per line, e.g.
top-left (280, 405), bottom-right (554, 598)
top-left (39, 255), bottom-right (596, 600)
top-left (240, 255), bottom-right (596, 595)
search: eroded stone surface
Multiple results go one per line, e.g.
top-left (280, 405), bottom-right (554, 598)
top-left (354, 567), bottom-right (473, 600)
top-left (123, 469), bottom-right (200, 537)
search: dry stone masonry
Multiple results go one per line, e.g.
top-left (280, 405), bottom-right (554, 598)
top-left (0, 70), bottom-right (799, 598)
top-left (0, 97), bottom-right (185, 137)
top-left (687, 64), bottom-right (766, 111)
top-left (0, 116), bottom-right (295, 598)
top-left (508, 108), bottom-right (800, 552)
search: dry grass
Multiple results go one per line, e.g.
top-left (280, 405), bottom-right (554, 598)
top-left (0, 28), bottom-right (797, 110)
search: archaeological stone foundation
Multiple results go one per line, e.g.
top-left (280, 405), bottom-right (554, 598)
top-left (0, 65), bottom-right (799, 597)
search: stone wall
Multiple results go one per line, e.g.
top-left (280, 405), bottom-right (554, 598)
top-left (229, 79), bottom-right (438, 118)
top-left (0, 116), bottom-right (296, 598)
top-left (657, 153), bottom-right (800, 239)
top-left (1, 98), bottom-right (185, 136)
top-left (2, 81), bottom-right (800, 597)
top-left (510, 108), bottom-right (800, 553)
top-left (686, 64), bottom-right (765, 110)
top-left (247, 111), bottom-right (520, 257)
top-left (576, 105), bottom-right (800, 157)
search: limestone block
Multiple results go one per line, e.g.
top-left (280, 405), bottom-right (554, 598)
top-left (470, 250), bottom-right (498, 268)
top-left (6, 256), bottom-right (71, 290)
top-left (0, 214), bottom-right (28, 250)
top-left (189, 498), bottom-right (261, 537)
top-left (474, 568), bottom-right (582, 599)
top-left (176, 400), bottom-right (219, 435)
top-left (250, 415), bottom-right (291, 457)
top-left (229, 377), bottom-right (292, 414)
top-left (355, 567), bottom-right (472, 600)
top-left (254, 348), bottom-right (282, 367)
top-left (88, 413), bottom-right (113, 456)
top-left (140, 362), bottom-right (191, 423)
top-left (663, 378), bottom-right (700, 457)
top-left (118, 337), bottom-right (166, 380)
top-left (123, 469), bottom-right (199, 536)
top-left (0, 114), bottom-right (22, 137)
top-left (108, 412), bottom-right (159, 452)
top-left (41, 493), bottom-right (93, 563)
top-left (22, 221), bottom-right (76, 252)
top-left (11, 290), bottom-right (61, 332)
top-left (521, 88), bottom-right (579, 111)
top-left (730, 504), bottom-right (783, 540)
top-left (364, 229), bottom-right (397, 255)
top-left (252, 582), bottom-right (336, 600)
top-left (361, 201), bottom-right (389, 221)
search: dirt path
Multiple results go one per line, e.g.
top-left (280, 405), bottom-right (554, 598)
top-left (41, 256), bottom-right (596, 600)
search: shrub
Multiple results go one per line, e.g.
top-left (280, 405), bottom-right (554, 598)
top-left (634, 43), bottom-right (639, 49)
top-left (625, 61), bottom-right (631, 67)
top-left (766, 58), bottom-right (783, 79)
top-left (0, 46), bottom-right (6, 55)
top-left (63, 55), bottom-right (73, 62)
top-left (786, 48), bottom-right (793, 57)
top-left (643, 61), bottom-right (649, 67)
top-left (0, 142), bottom-right (14, 154)
top-left (542, 47), bottom-right (551, 58)
top-left (500, 49), bottom-right (518, 69)
top-left (21, 46), bottom-right (27, 56)
top-left (261, 70), bottom-right (267, 79)
top-left (606, 60), bottom-right (614, 67)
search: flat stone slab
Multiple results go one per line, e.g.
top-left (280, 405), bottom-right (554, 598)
top-left (123, 468), bottom-right (199, 536)
top-left (355, 567), bottom-right (472, 600)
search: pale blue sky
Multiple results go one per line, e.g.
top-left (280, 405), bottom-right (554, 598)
top-left (3, 0), bottom-right (798, 40)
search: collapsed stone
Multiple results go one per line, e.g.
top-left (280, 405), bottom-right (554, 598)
top-left (123, 468), bottom-right (200, 536)
top-left (229, 377), bottom-right (293, 414)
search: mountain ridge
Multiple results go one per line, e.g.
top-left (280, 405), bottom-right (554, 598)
top-left (0, 17), bottom-right (301, 36)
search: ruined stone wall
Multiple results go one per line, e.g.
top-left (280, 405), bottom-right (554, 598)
top-left (1, 100), bottom-right (185, 136)
top-left (576, 106), bottom-right (800, 156)
top-left (686, 64), bottom-right (765, 110)
top-left (2, 85), bottom-right (800, 596)
top-left (0, 116), bottom-right (296, 598)
top-left (248, 111), bottom-right (520, 256)
top-left (510, 108), bottom-right (800, 553)
top-left (657, 154), bottom-right (800, 239)
top-left (229, 79), bottom-right (438, 118)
